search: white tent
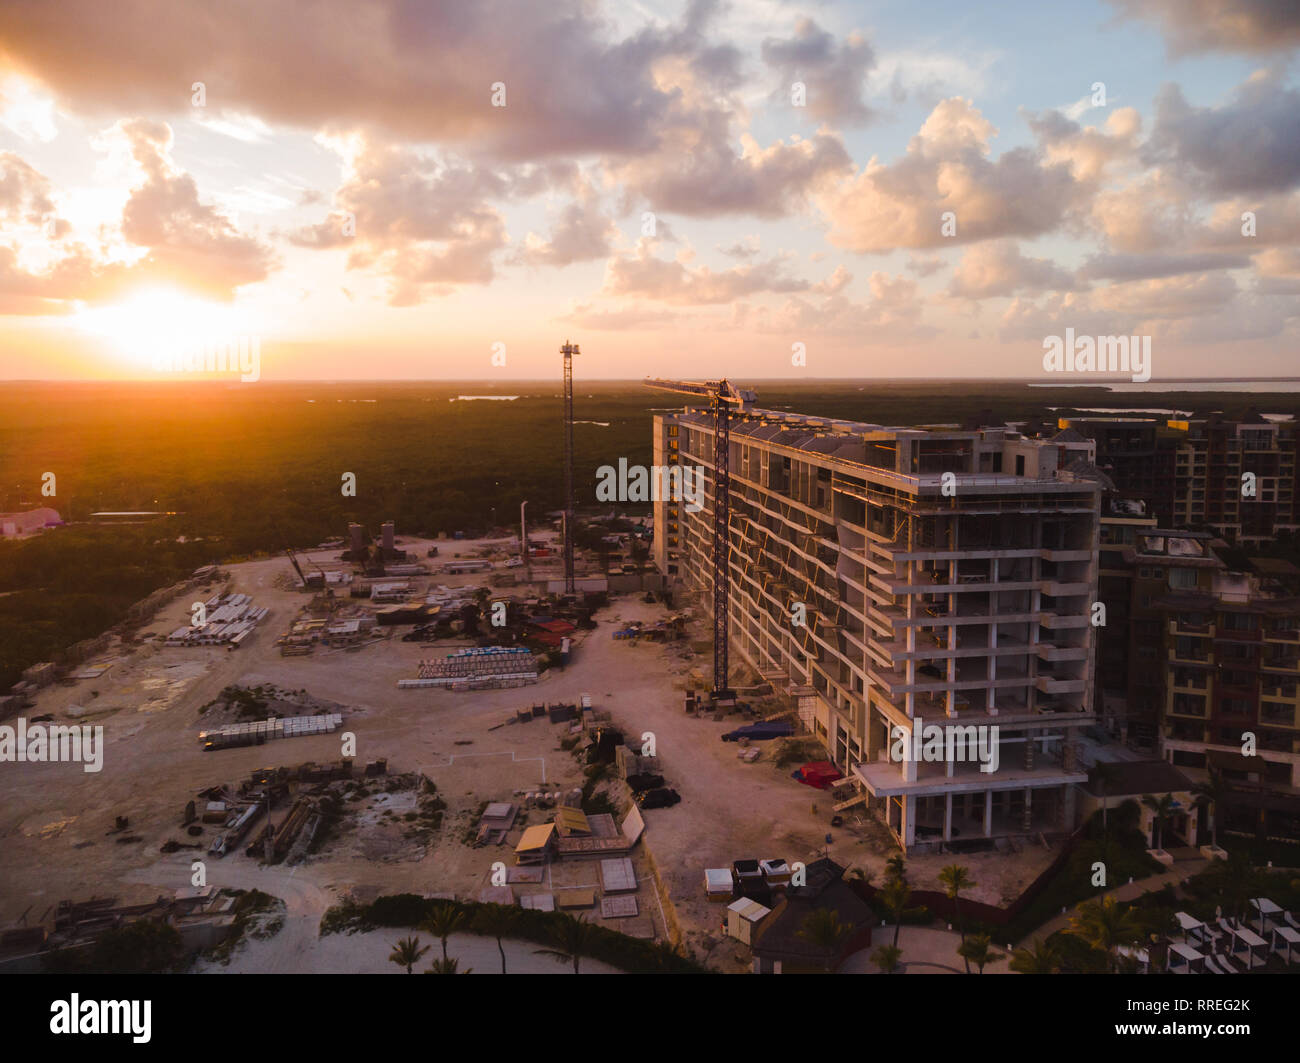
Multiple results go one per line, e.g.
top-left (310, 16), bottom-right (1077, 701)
top-left (1250, 897), bottom-right (1283, 935)
top-left (1227, 924), bottom-right (1268, 969)
top-left (1269, 925), bottom-right (1300, 965)
top-left (1168, 942), bottom-right (1206, 974)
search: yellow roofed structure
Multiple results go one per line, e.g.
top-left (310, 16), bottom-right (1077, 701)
top-left (514, 823), bottom-right (555, 865)
top-left (553, 806), bottom-right (591, 837)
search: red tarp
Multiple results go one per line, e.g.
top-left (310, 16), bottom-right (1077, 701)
top-left (796, 761), bottom-right (844, 789)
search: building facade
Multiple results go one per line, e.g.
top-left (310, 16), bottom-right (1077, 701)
top-left (1061, 414), bottom-right (1298, 545)
top-left (1155, 559), bottom-right (1300, 797)
top-left (653, 405), bottom-right (1103, 852)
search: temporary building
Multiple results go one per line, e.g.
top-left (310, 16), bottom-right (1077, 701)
top-left (514, 823), bottom-right (555, 865)
top-left (554, 806), bottom-right (592, 837)
top-left (760, 858), bottom-right (792, 888)
top-left (726, 897), bottom-right (773, 945)
top-left (705, 868), bottom-right (734, 902)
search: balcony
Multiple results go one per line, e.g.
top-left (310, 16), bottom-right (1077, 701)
top-left (1040, 579), bottom-right (1091, 597)
top-left (1036, 643), bottom-right (1088, 662)
top-left (1035, 671), bottom-right (1086, 694)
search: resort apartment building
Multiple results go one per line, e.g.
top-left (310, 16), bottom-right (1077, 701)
top-left (1060, 413), bottom-right (1298, 546)
top-left (1153, 551), bottom-right (1300, 836)
top-left (653, 403), bottom-right (1104, 852)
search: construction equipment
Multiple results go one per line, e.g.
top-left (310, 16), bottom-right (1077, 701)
top-left (643, 378), bottom-right (756, 701)
top-left (271, 514), bottom-right (328, 591)
top-left (561, 341), bottom-right (580, 594)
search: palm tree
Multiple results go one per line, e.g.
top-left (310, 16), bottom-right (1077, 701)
top-left (1142, 792), bottom-right (1177, 850)
top-left (798, 908), bottom-right (851, 972)
top-left (885, 853), bottom-right (908, 885)
top-left (845, 866), bottom-right (874, 887)
top-left (938, 864), bottom-right (975, 972)
top-left (1009, 937), bottom-right (1060, 974)
top-left (1192, 769), bottom-right (1231, 849)
top-left (426, 956), bottom-right (471, 974)
top-left (534, 912), bottom-right (597, 975)
top-left (1216, 850), bottom-right (1258, 923)
top-left (422, 903), bottom-right (466, 963)
top-left (388, 935), bottom-right (429, 975)
top-left (472, 903), bottom-right (519, 975)
top-left (879, 876), bottom-right (911, 948)
top-left (1066, 895), bottom-right (1145, 973)
top-left (870, 944), bottom-right (902, 974)
top-left (957, 933), bottom-right (1003, 974)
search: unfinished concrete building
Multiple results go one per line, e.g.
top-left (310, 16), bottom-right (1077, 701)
top-left (653, 405), bottom-right (1104, 852)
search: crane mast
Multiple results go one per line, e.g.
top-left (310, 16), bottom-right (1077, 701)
top-left (643, 377), bottom-right (755, 702)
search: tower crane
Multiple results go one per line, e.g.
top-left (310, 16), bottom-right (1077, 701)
top-left (644, 378), bottom-right (756, 701)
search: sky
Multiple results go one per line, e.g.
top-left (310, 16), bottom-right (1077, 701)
top-left (0, 0), bottom-right (1298, 382)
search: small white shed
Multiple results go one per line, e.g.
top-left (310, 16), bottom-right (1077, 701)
top-left (726, 897), bottom-right (773, 945)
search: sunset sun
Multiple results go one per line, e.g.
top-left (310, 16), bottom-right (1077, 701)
top-left (71, 288), bottom-right (247, 370)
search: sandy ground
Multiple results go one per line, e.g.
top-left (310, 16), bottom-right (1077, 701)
top-left (0, 533), bottom-right (1058, 973)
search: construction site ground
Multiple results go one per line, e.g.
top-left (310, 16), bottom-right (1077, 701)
top-left (0, 535), bottom-right (1059, 972)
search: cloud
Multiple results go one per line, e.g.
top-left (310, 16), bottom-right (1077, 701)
top-left (287, 138), bottom-right (515, 301)
top-left (0, 127), bottom-right (274, 309)
top-left (512, 182), bottom-right (617, 268)
top-left (556, 302), bottom-right (679, 330)
top-left (1144, 70), bottom-right (1300, 195)
top-left (603, 240), bottom-right (813, 305)
top-left (718, 235), bottom-right (761, 259)
top-left (906, 254), bottom-right (946, 277)
top-left (112, 118), bottom-right (276, 298)
top-left (760, 18), bottom-right (877, 125)
top-left (1024, 106), bottom-right (1141, 183)
top-left (612, 120), bottom-right (852, 218)
top-left (0, 150), bottom-right (56, 224)
top-left (1107, 0), bottom-right (1300, 55)
top-left (0, 0), bottom-right (741, 162)
top-left (1078, 250), bottom-right (1251, 281)
top-left (1088, 170), bottom-right (1197, 253)
top-left (948, 240), bottom-right (1075, 299)
top-left (817, 98), bottom-right (1084, 253)
top-left (753, 271), bottom-right (935, 341)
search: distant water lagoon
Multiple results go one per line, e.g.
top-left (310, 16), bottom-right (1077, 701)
top-left (1031, 379), bottom-right (1300, 393)
top-left (451, 395), bottom-right (520, 401)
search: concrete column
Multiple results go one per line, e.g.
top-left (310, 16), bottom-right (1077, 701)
top-left (1022, 787), bottom-right (1032, 831)
top-left (944, 793), bottom-right (953, 842)
top-left (1025, 730), bottom-right (1035, 771)
top-left (983, 791), bottom-right (993, 836)
top-left (1063, 784), bottom-right (1077, 829)
top-left (902, 796), bottom-right (916, 849)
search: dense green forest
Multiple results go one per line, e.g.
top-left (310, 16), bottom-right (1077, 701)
top-left (2, 378), bottom-right (1297, 689)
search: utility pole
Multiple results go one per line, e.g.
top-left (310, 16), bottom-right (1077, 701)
top-left (520, 500), bottom-right (530, 584)
top-left (561, 340), bottom-right (580, 595)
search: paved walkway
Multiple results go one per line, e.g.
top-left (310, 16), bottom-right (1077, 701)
top-left (1024, 857), bottom-right (1209, 944)
top-left (841, 926), bottom-right (1012, 974)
